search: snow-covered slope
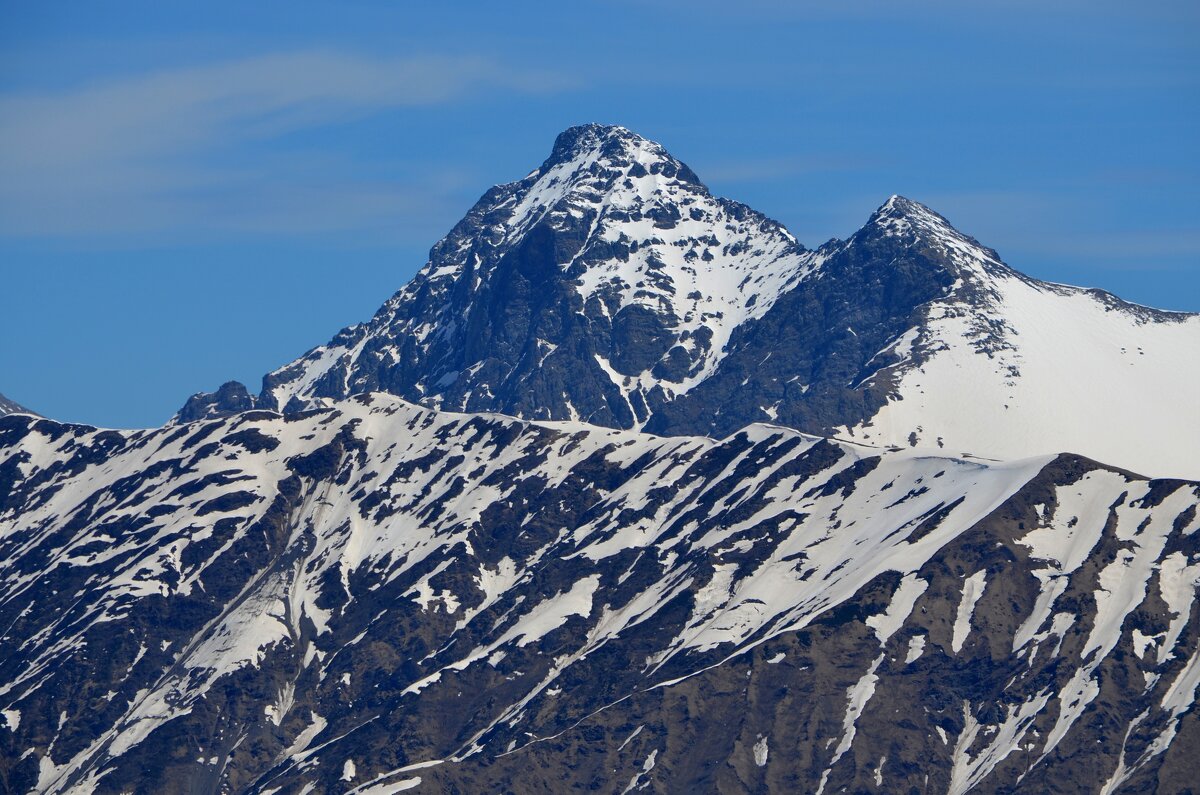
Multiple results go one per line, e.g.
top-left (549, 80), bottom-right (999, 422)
top-left (2, 399), bottom-right (1198, 793)
top-left (177, 126), bottom-right (1199, 481)
top-left (829, 197), bottom-right (1200, 480)
top-left (648, 196), bottom-right (1200, 480)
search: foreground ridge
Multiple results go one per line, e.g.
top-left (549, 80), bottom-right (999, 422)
top-left (2, 396), bottom-right (1198, 792)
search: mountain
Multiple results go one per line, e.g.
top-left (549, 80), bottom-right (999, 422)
top-left (2, 399), bottom-right (1199, 793)
top-left (178, 124), bottom-right (817, 428)
top-left (648, 195), bottom-right (1200, 480)
top-left (0, 393), bottom-right (36, 418)
top-left (8, 124), bottom-right (1197, 794)
top-left (177, 124), bottom-right (1200, 481)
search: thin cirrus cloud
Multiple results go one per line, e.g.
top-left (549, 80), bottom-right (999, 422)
top-left (0, 51), bottom-right (572, 240)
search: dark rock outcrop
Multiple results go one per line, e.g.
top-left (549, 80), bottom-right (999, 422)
top-left (176, 381), bottom-right (261, 423)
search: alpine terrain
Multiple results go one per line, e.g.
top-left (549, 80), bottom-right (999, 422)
top-left (2, 125), bottom-right (1198, 794)
top-left (180, 124), bottom-right (1200, 482)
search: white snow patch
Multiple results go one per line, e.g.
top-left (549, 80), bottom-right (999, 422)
top-left (853, 268), bottom-right (1200, 481)
top-left (817, 654), bottom-right (883, 795)
top-left (952, 570), bottom-right (987, 654)
top-left (865, 574), bottom-right (928, 645)
top-left (905, 635), bottom-right (926, 664)
top-left (354, 777), bottom-right (422, 794)
top-left (617, 724), bottom-right (644, 751)
top-left (948, 693), bottom-right (1051, 795)
top-left (753, 734), bottom-right (769, 767)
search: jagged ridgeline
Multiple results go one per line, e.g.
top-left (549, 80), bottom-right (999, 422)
top-left (178, 124), bottom-right (1200, 481)
top-left (1, 399), bottom-right (1198, 792)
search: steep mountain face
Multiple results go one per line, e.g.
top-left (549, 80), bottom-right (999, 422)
top-left (0, 393), bottom-right (36, 418)
top-left (1, 399), bottom-right (1198, 793)
top-left (178, 125), bottom-right (1200, 481)
top-left (180, 124), bottom-right (816, 430)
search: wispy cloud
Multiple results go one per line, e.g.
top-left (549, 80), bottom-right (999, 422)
top-left (0, 51), bottom-right (572, 240)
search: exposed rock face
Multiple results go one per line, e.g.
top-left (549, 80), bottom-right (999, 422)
top-left (252, 124), bottom-right (815, 429)
top-left (176, 381), bottom-right (257, 423)
top-left (2, 397), bottom-right (1198, 793)
top-left (177, 125), bottom-right (1200, 480)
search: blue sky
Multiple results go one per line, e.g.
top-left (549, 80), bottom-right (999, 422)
top-left (2, 1), bottom-right (1197, 427)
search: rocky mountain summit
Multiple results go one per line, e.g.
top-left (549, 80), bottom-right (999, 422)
top-left (180, 124), bottom-right (817, 428)
top-left (178, 124), bottom-right (1200, 481)
top-left (2, 398), bottom-right (1198, 793)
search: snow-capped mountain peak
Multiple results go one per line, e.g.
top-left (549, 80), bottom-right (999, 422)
top-left (544, 123), bottom-right (685, 170)
top-left (221, 124), bottom-right (818, 428)
top-left (498, 123), bottom-right (705, 245)
top-left (176, 126), bottom-right (1200, 480)
top-left (855, 194), bottom-right (1015, 284)
top-left (868, 194), bottom-right (959, 235)
top-left (488, 122), bottom-right (812, 346)
top-left (825, 197), bottom-right (1200, 478)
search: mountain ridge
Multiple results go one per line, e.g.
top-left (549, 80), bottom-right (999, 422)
top-left (175, 123), bottom-right (1200, 480)
top-left (3, 393), bottom-right (1198, 792)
